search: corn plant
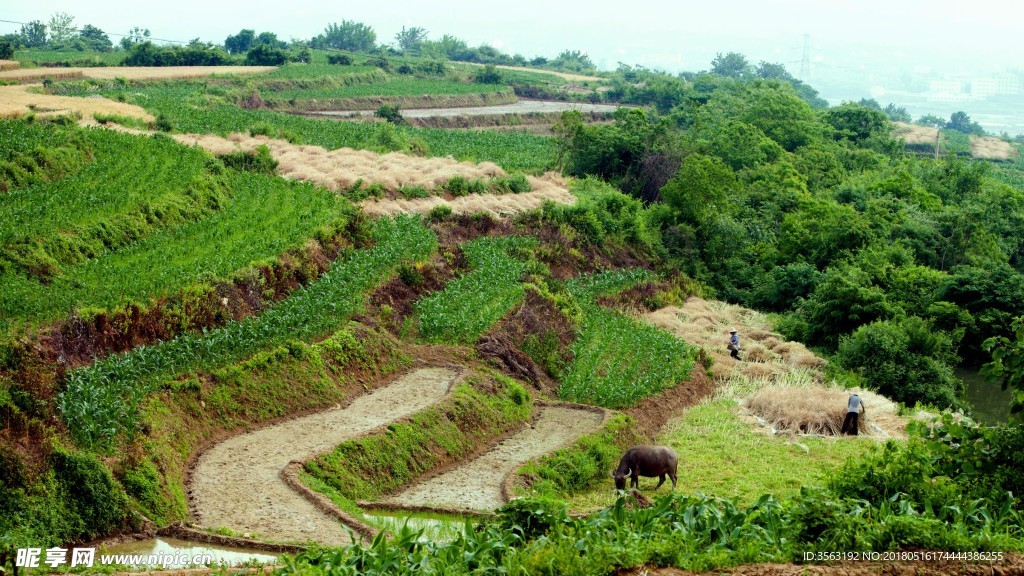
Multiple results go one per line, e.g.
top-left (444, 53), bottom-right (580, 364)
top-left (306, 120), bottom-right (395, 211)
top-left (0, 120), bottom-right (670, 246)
top-left (415, 236), bottom-right (536, 344)
top-left (559, 269), bottom-right (697, 408)
top-left (59, 216), bottom-right (437, 449)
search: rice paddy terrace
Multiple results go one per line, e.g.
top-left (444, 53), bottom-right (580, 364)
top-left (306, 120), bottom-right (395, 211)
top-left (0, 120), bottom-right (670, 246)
top-left (1, 53), bottom-right (1019, 576)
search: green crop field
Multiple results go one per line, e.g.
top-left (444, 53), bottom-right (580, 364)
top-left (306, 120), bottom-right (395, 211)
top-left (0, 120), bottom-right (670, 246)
top-left (0, 123), bottom-right (210, 257)
top-left (269, 77), bottom-right (509, 100)
top-left (0, 170), bottom-right (354, 329)
top-left (559, 269), bottom-right (698, 407)
top-left (415, 235), bottom-right (535, 343)
top-left (55, 82), bottom-right (557, 171)
top-left (59, 215), bottom-right (437, 448)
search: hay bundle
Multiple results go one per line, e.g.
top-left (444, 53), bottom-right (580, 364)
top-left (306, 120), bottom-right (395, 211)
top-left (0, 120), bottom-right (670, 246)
top-left (747, 386), bottom-right (864, 435)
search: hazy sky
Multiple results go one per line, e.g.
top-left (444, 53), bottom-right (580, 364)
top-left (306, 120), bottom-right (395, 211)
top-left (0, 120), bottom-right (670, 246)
top-left (4, 0), bottom-right (1021, 74)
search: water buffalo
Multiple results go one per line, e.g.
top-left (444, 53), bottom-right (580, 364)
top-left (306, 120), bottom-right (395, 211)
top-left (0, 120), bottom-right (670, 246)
top-left (611, 446), bottom-right (678, 491)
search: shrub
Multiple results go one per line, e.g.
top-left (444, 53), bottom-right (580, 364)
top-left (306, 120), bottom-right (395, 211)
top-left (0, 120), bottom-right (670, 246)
top-left (374, 103), bottom-right (404, 125)
top-left (219, 144), bottom-right (278, 175)
top-left (245, 45), bottom-right (287, 66)
top-left (475, 64), bottom-right (502, 84)
top-left (496, 497), bottom-right (568, 541)
top-left (327, 54), bottom-right (352, 65)
top-left (444, 175), bottom-right (468, 197)
top-left (428, 204), bottom-right (453, 222)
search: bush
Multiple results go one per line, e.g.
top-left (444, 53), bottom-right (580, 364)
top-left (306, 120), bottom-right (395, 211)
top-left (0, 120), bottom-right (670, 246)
top-left (428, 204), bottom-right (453, 222)
top-left (475, 64), bottom-right (502, 84)
top-left (835, 316), bottom-right (962, 408)
top-left (327, 54), bottom-right (352, 65)
top-left (374, 103), bottom-right (404, 125)
top-left (245, 45), bottom-right (287, 66)
top-left (444, 175), bottom-right (468, 197)
top-left (219, 144), bottom-right (278, 175)
top-left (496, 497), bottom-right (568, 541)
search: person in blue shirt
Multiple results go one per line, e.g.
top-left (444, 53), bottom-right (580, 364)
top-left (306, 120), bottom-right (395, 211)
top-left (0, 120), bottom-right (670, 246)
top-left (841, 392), bottom-right (865, 435)
top-left (727, 328), bottom-right (741, 360)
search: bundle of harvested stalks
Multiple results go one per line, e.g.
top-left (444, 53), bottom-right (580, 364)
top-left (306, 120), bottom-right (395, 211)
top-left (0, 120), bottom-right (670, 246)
top-left (746, 386), bottom-right (865, 436)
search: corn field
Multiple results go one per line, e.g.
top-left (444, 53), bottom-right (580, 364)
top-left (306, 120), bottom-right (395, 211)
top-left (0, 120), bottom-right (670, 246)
top-left (59, 215), bottom-right (437, 449)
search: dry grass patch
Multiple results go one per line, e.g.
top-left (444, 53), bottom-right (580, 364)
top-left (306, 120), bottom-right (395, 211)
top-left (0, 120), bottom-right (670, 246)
top-left (0, 83), bottom-right (154, 123)
top-left (747, 386), bottom-right (857, 435)
top-left (0, 60), bottom-right (20, 71)
top-left (971, 135), bottom-right (1018, 161)
top-left (362, 186), bottom-right (576, 217)
top-left (174, 132), bottom-right (570, 198)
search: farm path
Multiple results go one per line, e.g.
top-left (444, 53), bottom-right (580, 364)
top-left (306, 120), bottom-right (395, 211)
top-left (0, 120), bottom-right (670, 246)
top-left (189, 367), bottom-right (458, 546)
top-left (384, 405), bottom-right (605, 512)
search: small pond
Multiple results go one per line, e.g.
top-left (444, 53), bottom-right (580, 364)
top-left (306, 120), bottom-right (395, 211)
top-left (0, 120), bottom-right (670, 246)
top-left (958, 367), bottom-right (1012, 425)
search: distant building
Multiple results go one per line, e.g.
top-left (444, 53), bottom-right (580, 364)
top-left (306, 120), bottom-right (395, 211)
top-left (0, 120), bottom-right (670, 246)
top-left (970, 73), bottom-right (1022, 98)
top-left (927, 79), bottom-right (969, 102)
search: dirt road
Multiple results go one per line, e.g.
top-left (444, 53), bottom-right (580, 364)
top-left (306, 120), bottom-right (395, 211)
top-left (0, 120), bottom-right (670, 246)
top-left (189, 367), bottom-right (458, 546)
top-left (385, 405), bottom-right (605, 511)
top-left (311, 100), bottom-right (621, 118)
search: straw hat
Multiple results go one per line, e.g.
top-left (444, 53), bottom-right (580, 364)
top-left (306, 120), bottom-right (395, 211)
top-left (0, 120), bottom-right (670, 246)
top-left (729, 328), bottom-right (737, 333)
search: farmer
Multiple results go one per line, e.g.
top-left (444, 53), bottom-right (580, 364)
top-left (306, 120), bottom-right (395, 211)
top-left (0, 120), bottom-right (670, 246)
top-left (727, 328), bottom-right (741, 360)
top-left (841, 392), bottom-right (865, 435)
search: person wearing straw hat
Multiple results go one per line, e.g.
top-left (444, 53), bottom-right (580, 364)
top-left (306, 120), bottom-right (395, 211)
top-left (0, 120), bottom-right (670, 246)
top-left (726, 328), bottom-right (741, 360)
top-left (841, 391), bottom-right (865, 435)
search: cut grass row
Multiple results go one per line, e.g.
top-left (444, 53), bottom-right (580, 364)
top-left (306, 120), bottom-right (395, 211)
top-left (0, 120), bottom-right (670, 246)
top-left (0, 170), bottom-right (353, 330)
top-left (55, 82), bottom-right (557, 172)
top-left (415, 236), bottom-right (535, 344)
top-left (559, 269), bottom-right (698, 408)
top-left (59, 215), bottom-right (438, 449)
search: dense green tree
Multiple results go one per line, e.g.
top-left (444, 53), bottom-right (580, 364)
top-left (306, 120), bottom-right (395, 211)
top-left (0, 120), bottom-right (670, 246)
top-left (710, 51), bottom-right (751, 79)
top-left (77, 24), bottom-right (112, 52)
top-left (120, 27), bottom-right (150, 50)
top-left (245, 44), bottom-right (287, 66)
top-left (0, 40), bottom-right (14, 59)
top-left (46, 12), bottom-right (76, 46)
top-left (823, 102), bottom-right (890, 143)
top-left (395, 26), bottom-right (428, 52)
top-left (789, 264), bottom-right (897, 346)
top-left (315, 20), bottom-right (376, 52)
top-left (740, 81), bottom-right (821, 151)
top-left (549, 50), bottom-right (596, 73)
top-left (755, 61), bottom-right (792, 81)
top-left (982, 315), bottom-right (1024, 417)
top-left (255, 31), bottom-right (286, 49)
top-left (19, 20), bottom-right (47, 48)
top-left (225, 29), bottom-right (256, 54)
top-left (661, 153), bottom-right (738, 225)
top-left (917, 114), bottom-right (945, 128)
top-left (947, 111), bottom-right (984, 135)
top-left (836, 316), bottom-right (962, 408)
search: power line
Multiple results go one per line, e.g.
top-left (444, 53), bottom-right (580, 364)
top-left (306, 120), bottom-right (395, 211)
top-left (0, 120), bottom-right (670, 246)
top-left (0, 18), bottom-right (190, 45)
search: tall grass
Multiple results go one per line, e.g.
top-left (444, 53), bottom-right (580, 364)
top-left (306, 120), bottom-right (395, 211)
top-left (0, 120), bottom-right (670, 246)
top-left (558, 269), bottom-right (698, 408)
top-left (415, 236), bottom-right (535, 344)
top-left (59, 216), bottom-right (437, 449)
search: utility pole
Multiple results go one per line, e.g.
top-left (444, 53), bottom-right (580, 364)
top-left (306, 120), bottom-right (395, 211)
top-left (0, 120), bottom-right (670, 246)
top-left (799, 34), bottom-right (811, 81)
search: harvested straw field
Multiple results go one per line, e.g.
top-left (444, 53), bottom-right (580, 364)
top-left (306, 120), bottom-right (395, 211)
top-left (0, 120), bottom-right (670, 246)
top-left (173, 132), bottom-right (570, 195)
top-left (361, 184), bottom-right (575, 216)
top-left (642, 298), bottom-right (908, 438)
top-left (0, 83), bottom-right (154, 122)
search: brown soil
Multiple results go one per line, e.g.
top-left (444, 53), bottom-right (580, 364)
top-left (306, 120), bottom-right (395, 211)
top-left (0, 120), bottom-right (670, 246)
top-left (189, 367), bottom-right (458, 546)
top-left (622, 554), bottom-right (1024, 575)
top-left (625, 364), bottom-right (715, 436)
top-left (475, 334), bottom-right (543, 386)
top-left (384, 405), bottom-right (606, 511)
top-left (483, 287), bottom-right (578, 393)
